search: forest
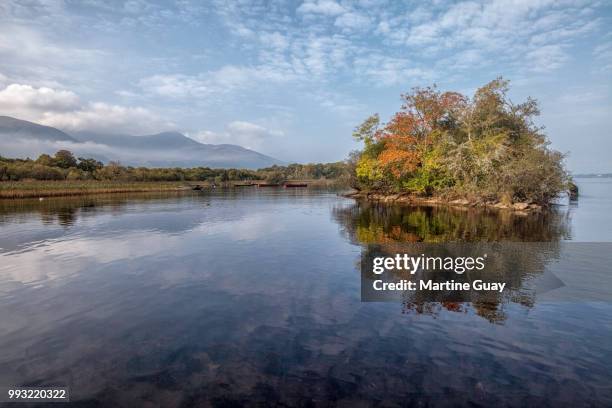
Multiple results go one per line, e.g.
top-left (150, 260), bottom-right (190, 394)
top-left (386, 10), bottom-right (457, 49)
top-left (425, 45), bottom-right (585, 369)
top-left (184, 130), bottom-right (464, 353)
top-left (0, 151), bottom-right (350, 184)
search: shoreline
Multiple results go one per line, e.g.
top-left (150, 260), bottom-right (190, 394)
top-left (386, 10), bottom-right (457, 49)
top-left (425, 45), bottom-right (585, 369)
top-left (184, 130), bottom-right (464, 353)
top-left (343, 190), bottom-right (545, 213)
top-left (0, 181), bottom-right (189, 199)
top-left (0, 179), bottom-right (343, 199)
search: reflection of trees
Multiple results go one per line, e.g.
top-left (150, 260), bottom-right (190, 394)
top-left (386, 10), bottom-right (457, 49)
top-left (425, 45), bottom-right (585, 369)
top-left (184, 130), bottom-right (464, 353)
top-left (0, 192), bottom-right (189, 227)
top-left (333, 201), bottom-right (571, 244)
top-left (333, 201), bottom-right (570, 323)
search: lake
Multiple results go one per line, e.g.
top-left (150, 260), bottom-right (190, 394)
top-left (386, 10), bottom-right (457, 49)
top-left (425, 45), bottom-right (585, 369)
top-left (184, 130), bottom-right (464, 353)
top-left (0, 180), bottom-right (611, 407)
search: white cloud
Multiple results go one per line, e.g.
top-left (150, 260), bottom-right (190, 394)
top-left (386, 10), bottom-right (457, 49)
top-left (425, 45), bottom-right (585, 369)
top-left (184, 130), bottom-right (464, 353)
top-left (189, 121), bottom-right (284, 150)
top-left (0, 24), bottom-right (105, 79)
top-left (0, 138), bottom-right (112, 162)
top-left (373, 0), bottom-right (598, 74)
top-left (139, 64), bottom-right (298, 99)
top-left (41, 102), bottom-right (169, 134)
top-left (0, 83), bottom-right (172, 134)
top-left (139, 74), bottom-right (210, 98)
top-left (525, 45), bottom-right (568, 72)
top-left (593, 40), bottom-right (612, 72)
top-left (353, 55), bottom-right (432, 86)
top-left (334, 11), bottom-right (372, 31)
top-left (259, 31), bottom-right (289, 52)
top-left (297, 0), bottom-right (346, 16)
top-left (0, 83), bottom-right (80, 112)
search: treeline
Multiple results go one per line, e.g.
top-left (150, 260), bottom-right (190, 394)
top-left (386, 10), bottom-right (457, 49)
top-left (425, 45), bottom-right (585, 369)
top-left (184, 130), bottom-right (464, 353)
top-left (0, 150), bottom-right (350, 183)
top-left (351, 78), bottom-right (570, 204)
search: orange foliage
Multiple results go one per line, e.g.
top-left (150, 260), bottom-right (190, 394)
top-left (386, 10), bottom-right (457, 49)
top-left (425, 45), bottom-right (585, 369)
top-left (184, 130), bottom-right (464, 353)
top-left (374, 89), bottom-right (467, 180)
top-left (376, 112), bottom-right (422, 177)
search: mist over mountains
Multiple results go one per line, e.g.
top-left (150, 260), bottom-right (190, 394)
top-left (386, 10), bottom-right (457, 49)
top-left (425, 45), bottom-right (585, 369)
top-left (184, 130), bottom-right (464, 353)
top-left (0, 116), bottom-right (283, 169)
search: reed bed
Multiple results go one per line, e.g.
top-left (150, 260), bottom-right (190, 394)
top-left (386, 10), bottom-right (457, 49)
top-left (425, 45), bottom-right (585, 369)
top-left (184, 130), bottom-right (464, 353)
top-left (0, 181), bottom-right (187, 199)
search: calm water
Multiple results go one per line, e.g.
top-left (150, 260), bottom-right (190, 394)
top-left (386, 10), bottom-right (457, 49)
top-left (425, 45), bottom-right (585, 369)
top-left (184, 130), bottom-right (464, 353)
top-left (0, 181), bottom-right (611, 407)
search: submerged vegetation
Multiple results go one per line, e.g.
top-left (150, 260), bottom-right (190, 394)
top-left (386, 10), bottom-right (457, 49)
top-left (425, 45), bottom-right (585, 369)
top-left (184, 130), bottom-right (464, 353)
top-left (351, 78), bottom-right (570, 205)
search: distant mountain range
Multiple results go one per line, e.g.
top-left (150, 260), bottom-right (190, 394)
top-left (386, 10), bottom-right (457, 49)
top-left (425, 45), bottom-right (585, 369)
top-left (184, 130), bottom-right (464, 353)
top-left (0, 116), bottom-right (283, 169)
top-left (0, 115), bottom-right (78, 143)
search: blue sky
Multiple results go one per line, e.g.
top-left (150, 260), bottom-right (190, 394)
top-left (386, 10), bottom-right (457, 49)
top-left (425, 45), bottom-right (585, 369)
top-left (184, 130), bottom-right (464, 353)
top-left (0, 0), bottom-right (610, 172)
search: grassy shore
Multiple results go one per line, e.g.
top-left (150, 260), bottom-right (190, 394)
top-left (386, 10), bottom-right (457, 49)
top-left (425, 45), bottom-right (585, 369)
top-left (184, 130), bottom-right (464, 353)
top-left (0, 180), bottom-right (187, 199)
top-left (0, 179), bottom-right (347, 199)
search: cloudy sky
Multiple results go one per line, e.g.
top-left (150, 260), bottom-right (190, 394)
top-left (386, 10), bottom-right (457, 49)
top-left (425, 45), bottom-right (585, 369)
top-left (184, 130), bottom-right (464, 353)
top-left (0, 0), bottom-right (611, 171)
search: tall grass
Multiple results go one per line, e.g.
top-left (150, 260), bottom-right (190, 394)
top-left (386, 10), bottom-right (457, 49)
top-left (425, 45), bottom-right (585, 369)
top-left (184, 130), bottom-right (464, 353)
top-left (0, 180), bottom-right (186, 199)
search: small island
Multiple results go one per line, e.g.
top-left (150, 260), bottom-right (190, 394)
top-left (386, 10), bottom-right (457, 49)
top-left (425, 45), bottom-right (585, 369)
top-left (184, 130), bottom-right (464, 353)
top-left (346, 78), bottom-right (573, 212)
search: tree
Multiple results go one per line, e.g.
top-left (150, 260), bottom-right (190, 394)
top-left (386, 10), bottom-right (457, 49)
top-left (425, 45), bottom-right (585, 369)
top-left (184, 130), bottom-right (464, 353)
top-left (352, 114), bottom-right (380, 144)
top-left (265, 170), bottom-right (286, 184)
top-left (36, 154), bottom-right (55, 167)
top-left (77, 157), bottom-right (103, 172)
top-left (351, 78), bottom-right (569, 204)
top-left (95, 161), bottom-right (126, 180)
top-left (53, 150), bottom-right (77, 169)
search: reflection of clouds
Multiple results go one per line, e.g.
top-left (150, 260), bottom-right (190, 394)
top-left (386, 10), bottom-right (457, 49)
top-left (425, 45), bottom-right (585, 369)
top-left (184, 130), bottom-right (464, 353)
top-left (0, 212), bottom-right (289, 285)
top-left (0, 232), bottom-right (173, 284)
top-left (193, 213), bottom-right (285, 241)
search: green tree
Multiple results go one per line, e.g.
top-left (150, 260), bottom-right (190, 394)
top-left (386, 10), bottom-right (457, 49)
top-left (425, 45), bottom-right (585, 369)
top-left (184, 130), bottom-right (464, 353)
top-left (77, 157), bottom-right (104, 172)
top-left (36, 153), bottom-right (55, 167)
top-left (54, 150), bottom-right (77, 169)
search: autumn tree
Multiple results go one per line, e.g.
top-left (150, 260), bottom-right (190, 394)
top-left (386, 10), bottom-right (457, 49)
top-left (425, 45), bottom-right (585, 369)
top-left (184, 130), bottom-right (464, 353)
top-left (351, 78), bottom-right (569, 204)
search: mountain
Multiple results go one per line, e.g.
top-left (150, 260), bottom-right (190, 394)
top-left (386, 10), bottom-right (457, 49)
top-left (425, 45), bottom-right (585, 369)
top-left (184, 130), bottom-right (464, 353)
top-left (72, 130), bottom-right (283, 169)
top-left (73, 131), bottom-right (204, 150)
top-left (0, 116), bottom-right (283, 169)
top-left (0, 116), bottom-right (77, 142)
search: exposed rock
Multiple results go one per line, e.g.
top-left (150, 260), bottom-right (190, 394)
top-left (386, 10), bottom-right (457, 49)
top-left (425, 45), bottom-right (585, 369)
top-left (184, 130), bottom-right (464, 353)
top-left (512, 202), bottom-right (530, 210)
top-left (493, 202), bottom-right (511, 209)
top-left (450, 199), bottom-right (470, 206)
top-left (529, 203), bottom-right (543, 212)
top-left (343, 191), bottom-right (547, 213)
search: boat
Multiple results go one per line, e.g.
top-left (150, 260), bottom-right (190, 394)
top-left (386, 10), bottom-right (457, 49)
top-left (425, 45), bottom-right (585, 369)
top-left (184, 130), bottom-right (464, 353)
top-left (191, 185), bottom-right (203, 191)
top-left (284, 183), bottom-right (308, 188)
top-left (234, 183), bottom-right (255, 187)
top-left (256, 183), bottom-right (280, 187)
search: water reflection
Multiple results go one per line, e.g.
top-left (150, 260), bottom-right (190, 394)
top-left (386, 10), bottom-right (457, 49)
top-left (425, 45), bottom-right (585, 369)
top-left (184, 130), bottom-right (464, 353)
top-left (332, 201), bottom-right (573, 323)
top-left (0, 192), bottom-right (196, 228)
top-left (332, 201), bottom-right (572, 243)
